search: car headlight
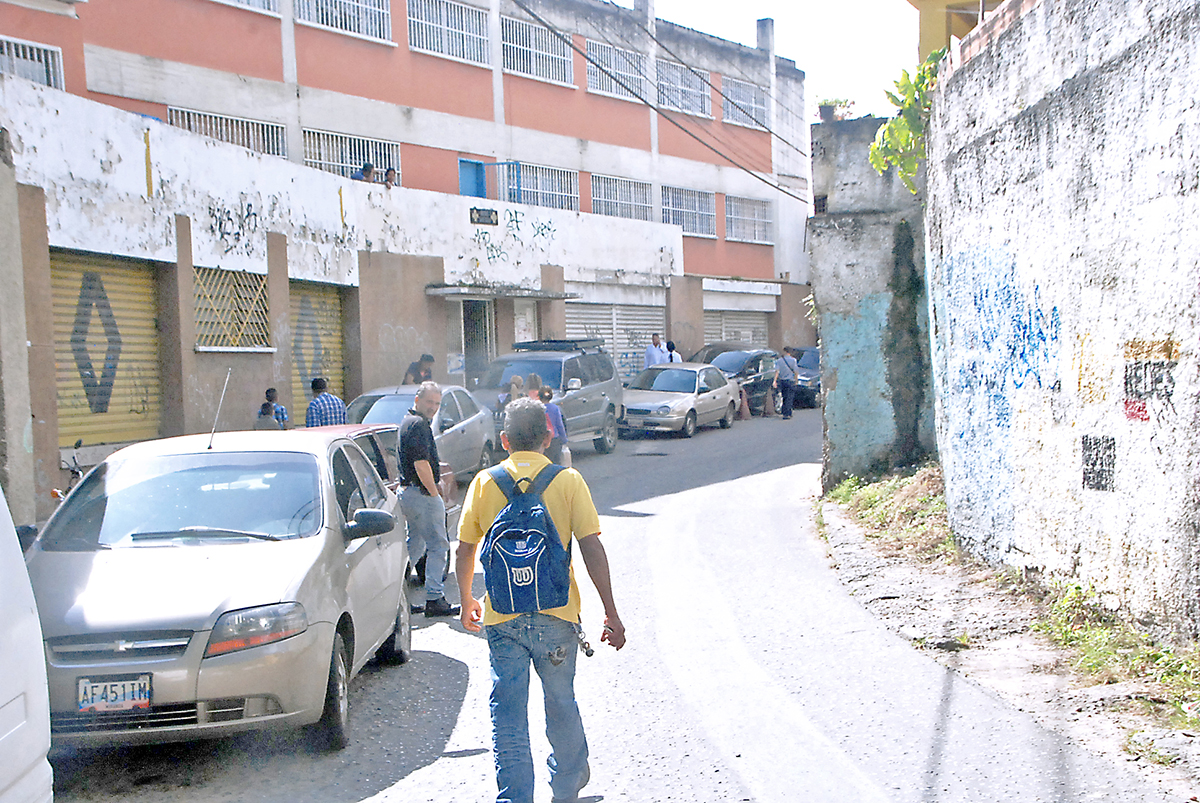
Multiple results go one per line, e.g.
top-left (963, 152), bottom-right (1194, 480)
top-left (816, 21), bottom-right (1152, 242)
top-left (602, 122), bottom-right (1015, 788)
top-left (205, 603), bottom-right (308, 657)
top-left (651, 405), bottom-right (673, 416)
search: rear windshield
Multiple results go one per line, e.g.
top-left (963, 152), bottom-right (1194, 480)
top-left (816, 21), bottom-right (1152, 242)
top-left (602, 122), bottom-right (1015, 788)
top-left (798, 349), bottom-right (820, 370)
top-left (480, 359), bottom-right (563, 391)
top-left (39, 452), bottom-right (322, 550)
top-left (710, 351), bottom-right (751, 372)
top-left (348, 393), bottom-right (416, 424)
top-left (629, 367), bottom-right (697, 393)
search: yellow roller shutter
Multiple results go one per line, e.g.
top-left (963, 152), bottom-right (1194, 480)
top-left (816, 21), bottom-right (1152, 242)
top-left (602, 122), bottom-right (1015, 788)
top-left (51, 251), bottom-right (162, 447)
top-left (290, 281), bottom-right (345, 419)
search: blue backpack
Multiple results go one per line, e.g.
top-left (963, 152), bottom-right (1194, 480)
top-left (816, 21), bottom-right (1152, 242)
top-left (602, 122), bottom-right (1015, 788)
top-left (479, 464), bottom-right (570, 615)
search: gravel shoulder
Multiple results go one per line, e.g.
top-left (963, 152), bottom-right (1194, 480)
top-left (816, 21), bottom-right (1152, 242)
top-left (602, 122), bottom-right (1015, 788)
top-left (820, 500), bottom-right (1200, 802)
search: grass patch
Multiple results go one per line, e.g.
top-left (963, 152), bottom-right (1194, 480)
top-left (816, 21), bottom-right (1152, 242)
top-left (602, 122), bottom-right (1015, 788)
top-left (826, 462), bottom-right (956, 564)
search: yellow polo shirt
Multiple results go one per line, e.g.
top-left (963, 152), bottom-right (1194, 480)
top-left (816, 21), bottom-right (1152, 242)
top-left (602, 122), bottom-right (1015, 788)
top-left (458, 451), bottom-right (600, 625)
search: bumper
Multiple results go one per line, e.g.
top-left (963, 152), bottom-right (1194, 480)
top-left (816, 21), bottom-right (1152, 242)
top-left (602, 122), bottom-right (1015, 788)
top-left (619, 413), bottom-right (686, 432)
top-left (47, 622), bottom-right (333, 747)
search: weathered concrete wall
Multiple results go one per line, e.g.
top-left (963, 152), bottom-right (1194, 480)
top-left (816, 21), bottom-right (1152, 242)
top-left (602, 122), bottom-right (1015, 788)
top-left (808, 119), bottom-right (935, 491)
top-left (926, 0), bottom-right (1200, 633)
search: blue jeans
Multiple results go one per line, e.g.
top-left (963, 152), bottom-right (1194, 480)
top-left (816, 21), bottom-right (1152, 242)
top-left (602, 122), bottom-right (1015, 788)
top-left (399, 486), bottom-right (448, 600)
top-left (777, 381), bottom-right (795, 418)
top-left (486, 613), bottom-right (589, 803)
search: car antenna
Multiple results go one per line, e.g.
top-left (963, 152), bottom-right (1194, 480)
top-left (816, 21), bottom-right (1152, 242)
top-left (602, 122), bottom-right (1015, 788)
top-left (207, 367), bottom-right (232, 450)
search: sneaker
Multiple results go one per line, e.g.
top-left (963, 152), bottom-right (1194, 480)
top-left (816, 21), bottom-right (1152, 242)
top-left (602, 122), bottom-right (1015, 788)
top-left (423, 597), bottom-right (461, 617)
top-left (552, 763), bottom-right (590, 802)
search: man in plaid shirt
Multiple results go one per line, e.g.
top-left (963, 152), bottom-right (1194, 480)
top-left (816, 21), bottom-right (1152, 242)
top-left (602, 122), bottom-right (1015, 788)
top-left (305, 377), bottom-right (346, 427)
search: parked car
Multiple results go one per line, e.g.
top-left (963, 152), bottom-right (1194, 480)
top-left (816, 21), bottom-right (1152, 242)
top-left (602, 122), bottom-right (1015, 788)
top-left (472, 339), bottom-right (622, 454)
top-left (23, 430), bottom-right (412, 750)
top-left (707, 347), bottom-right (782, 415)
top-left (346, 384), bottom-right (498, 481)
top-left (688, 341), bottom-right (760, 365)
top-left (792, 346), bottom-right (821, 408)
top-left (0, 486), bottom-right (52, 803)
top-left (620, 363), bottom-right (739, 437)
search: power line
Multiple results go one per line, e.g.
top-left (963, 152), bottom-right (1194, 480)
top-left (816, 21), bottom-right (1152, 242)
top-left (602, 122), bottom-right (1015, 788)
top-left (505, 0), bottom-right (808, 206)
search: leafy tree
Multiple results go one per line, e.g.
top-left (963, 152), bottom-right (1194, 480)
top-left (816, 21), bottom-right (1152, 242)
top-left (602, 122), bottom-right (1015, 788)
top-left (868, 48), bottom-right (947, 194)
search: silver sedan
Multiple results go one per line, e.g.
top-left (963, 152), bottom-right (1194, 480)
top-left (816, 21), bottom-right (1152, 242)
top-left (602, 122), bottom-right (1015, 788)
top-left (619, 363), bottom-right (740, 438)
top-left (24, 430), bottom-right (412, 750)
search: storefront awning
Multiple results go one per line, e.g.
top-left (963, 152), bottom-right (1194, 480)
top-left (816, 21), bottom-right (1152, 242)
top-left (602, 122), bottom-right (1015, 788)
top-left (424, 283), bottom-right (580, 300)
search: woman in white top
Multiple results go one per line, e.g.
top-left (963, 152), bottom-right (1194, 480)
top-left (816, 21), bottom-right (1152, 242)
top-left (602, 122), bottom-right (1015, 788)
top-left (665, 341), bottom-right (683, 363)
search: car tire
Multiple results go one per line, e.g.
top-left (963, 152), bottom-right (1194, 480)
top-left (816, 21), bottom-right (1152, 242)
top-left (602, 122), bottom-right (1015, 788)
top-left (680, 411), bottom-right (697, 438)
top-left (720, 403), bottom-right (735, 429)
top-left (312, 633), bottom-right (351, 751)
top-left (594, 409), bottom-right (618, 454)
top-left (378, 596), bottom-right (413, 665)
top-left (477, 442), bottom-right (497, 475)
top-left (771, 388), bottom-right (783, 415)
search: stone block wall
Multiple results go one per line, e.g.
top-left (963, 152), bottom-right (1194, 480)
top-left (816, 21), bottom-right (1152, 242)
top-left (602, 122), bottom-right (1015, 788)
top-left (926, 0), bottom-right (1200, 633)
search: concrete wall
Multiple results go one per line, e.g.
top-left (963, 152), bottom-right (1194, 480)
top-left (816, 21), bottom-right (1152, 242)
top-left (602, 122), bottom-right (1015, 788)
top-left (926, 0), bottom-right (1200, 632)
top-left (808, 120), bottom-right (935, 491)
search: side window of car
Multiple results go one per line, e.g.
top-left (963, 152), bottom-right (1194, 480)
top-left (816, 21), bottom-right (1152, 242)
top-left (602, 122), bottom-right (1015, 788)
top-left (454, 390), bottom-right (480, 418)
top-left (760, 355), bottom-right (776, 374)
top-left (563, 358), bottom-right (583, 386)
top-left (581, 354), bottom-right (614, 384)
top-left (343, 445), bottom-right (387, 510)
top-left (703, 368), bottom-right (726, 390)
top-left (354, 435), bottom-right (390, 482)
top-left (331, 450), bottom-right (363, 523)
top-left (439, 393), bottom-right (461, 428)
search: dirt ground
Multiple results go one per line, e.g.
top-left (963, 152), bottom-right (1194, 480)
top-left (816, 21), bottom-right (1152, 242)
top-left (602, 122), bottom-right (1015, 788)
top-left (820, 499), bottom-right (1200, 802)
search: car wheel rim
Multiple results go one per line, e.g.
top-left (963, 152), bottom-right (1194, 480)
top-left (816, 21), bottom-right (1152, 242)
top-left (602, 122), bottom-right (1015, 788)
top-left (605, 414), bottom-right (617, 449)
top-left (335, 649), bottom-right (349, 726)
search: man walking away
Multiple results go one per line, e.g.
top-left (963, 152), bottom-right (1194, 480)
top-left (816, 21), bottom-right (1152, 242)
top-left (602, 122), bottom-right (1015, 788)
top-left (305, 377), bottom-right (346, 427)
top-left (773, 348), bottom-right (800, 420)
top-left (400, 382), bottom-right (459, 617)
top-left (643, 333), bottom-right (667, 370)
top-left (456, 397), bottom-right (625, 803)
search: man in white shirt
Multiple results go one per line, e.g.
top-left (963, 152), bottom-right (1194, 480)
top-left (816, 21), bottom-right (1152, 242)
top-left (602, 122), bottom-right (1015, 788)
top-left (643, 333), bottom-right (668, 370)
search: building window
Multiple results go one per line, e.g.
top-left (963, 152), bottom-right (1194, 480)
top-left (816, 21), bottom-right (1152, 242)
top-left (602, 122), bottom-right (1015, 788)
top-left (725, 196), bottom-right (772, 244)
top-left (168, 108), bottom-right (287, 157)
top-left (813, 195), bottom-right (828, 215)
top-left (0, 35), bottom-right (64, 89)
top-left (502, 16), bottom-right (572, 85)
top-left (657, 61), bottom-right (710, 117)
top-left (295, 0), bottom-right (391, 41)
top-left (661, 186), bottom-right (716, 237)
top-left (591, 175), bottom-right (652, 221)
top-left (722, 76), bottom-right (767, 129)
top-left (302, 129), bottom-right (402, 180)
top-left (214, 0), bottom-right (279, 12)
top-left (407, 0), bottom-right (489, 65)
top-left (499, 162), bottom-right (579, 210)
top-left (586, 40), bottom-right (645, 100)
top-left (194, 267), bottom-right (272, 350)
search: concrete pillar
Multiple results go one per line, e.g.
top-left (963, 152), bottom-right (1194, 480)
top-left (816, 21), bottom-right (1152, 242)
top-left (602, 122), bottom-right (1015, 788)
top-left (538, 265), bottom-right (566, 340)
top-left (666, 274), bottom-right (704, 358)
top-left (266, 232), bottom-right (293, 420)
top-left (159, 215), bottom-right (198, 436)
top-left (18, 184), bottom-right (57, 521)
top-left (494, 299), bottom-right (516, 351)
top-left (341, 281), bottom-right (363, 403)
top-left (0, 129), bottom-right (35, 524)
top-left (357, 252), bottom-right (446, 389)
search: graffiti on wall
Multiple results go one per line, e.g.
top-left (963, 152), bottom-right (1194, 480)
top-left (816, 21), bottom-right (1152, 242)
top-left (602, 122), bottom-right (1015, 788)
top-left (465, 210), bottom-right (557, 266)
top-left (209, 200), bottom-right (260, 256)
top-left (1082, 434), bottom-right (1116, 491)
top-left (1123, 338), bottom-right (1179, 422)
top-left (71, 271), bottom-right (123, 414)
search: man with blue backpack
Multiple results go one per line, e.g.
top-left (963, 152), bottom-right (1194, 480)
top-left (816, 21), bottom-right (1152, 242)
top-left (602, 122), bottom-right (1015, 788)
top-left (456, 396), bottom-right (626, 803)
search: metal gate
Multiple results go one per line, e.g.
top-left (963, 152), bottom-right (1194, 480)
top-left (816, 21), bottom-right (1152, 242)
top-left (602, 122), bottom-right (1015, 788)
top-left (290, 281), bottom-right (345, 413)
top-left (51, 251), bottom-right (162, 447)
top-left (565, 303), bottom-right (665, 380)
top-left (704, 310), bottom-right (769, 346)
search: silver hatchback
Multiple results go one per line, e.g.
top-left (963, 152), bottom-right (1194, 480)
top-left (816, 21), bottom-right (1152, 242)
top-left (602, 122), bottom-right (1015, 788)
top-left (24, 430), bottom-right (412, 750)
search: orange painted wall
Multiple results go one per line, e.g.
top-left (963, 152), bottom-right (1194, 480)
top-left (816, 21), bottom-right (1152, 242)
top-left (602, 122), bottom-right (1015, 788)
top-left (0, 6), bottom-right (85, 93)
top-left (503, 35), bottom-right (650, 150)
top-left (680, 195), bottom-right (775, 279)
top-left (400, 143), bottom-right (461, 194)
top-left (296, 20), bottom-right (493, 121)
top-left (579, 172), bottom-right (591, 213)
top-left (657, 79), bottom-right (773, 172)
top-left (79, 0), bottom-right (283, 82)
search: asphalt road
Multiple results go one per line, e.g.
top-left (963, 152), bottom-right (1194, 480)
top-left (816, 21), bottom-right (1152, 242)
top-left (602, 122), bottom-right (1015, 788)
top-left (48, 410), bottom-right (1173, 803)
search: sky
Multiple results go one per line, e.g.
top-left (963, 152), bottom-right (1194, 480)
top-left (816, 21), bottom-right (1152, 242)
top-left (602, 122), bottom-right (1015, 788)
top-left (612, 0), bottom-right (921, 121)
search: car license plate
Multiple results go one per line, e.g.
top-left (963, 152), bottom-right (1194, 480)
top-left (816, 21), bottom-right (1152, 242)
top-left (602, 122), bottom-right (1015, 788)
top-left (77, 674), bottom-right (152, 713)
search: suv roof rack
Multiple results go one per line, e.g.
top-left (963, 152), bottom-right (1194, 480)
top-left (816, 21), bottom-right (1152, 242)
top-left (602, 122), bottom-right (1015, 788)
top-left (511, 339), bottom-right (605, 352)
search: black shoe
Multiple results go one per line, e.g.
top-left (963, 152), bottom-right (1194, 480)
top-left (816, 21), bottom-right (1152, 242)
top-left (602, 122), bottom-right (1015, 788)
top-left (423, 597), bottom-right (461, 617)
top-left (410, 603), bottom-right (425, 615)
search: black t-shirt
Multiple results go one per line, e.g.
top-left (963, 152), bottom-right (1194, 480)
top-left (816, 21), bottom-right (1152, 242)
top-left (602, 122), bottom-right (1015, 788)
top-left (399, 410), bottom-right (440, 492)
top-left (405, 361), bottom-right (432, 383)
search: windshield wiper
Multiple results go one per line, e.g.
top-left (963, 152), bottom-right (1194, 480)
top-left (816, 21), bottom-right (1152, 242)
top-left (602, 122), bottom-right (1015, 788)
top-left (131, 527), bottom-right (281, 542)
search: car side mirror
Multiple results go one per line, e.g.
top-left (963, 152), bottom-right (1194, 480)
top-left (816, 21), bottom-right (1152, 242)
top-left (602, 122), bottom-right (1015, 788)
top-left (439, 418), bottom-right (456, 432)
top-left (346, 508), bottom-right (395, 539)
top-left (16, 524), bottom-right (38, 553)
top-left (567, 378), bottom-right (582, 391)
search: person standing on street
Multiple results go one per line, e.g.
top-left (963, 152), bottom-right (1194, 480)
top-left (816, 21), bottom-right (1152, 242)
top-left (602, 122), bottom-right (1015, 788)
top-left (643, 333), bottom-right (667, 370)
top-left (665, 341), bottom-right (682, 363)
top-left (400, 382), bottom-right (460, 617)
top-left (456, 397), bottom-right (625, 803)
top-left (773, 348), bottom-right (800, 420)
top-left (404, 353), bottom-right (435, 385)
top-left (264, 387), bottom-right (289, 428)
top-left (305, 377), bottom-right (346, 427)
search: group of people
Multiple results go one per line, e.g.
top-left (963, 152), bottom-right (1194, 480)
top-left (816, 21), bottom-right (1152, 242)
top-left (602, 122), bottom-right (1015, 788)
top-left (642, 333), bottom-right (681, 370)
top-left (500, 374), bottom-right (569, 465)
top-left (252, 377), bottom-right (348, 430)
top-left (350, 161), bottom-right (398, 189)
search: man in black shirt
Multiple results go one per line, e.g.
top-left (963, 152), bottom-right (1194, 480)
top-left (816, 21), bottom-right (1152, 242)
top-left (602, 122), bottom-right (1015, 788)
top-left (399, 382), bottom-right (460, 617)
top-left (403, 353), bottom-right (435, 385)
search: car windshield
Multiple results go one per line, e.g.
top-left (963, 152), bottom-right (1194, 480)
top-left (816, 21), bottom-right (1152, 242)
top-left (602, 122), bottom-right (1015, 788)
top-left (710, 351), bottom-right (752, 372)
top-left (39, 452), bottom-right (323, 551)
top-left (348, 393), bottom-right (416, 424)
top-left (798, 349), bottom-right (820, 370)
top-left (629, 368), bottom-right (697, 393)
top-left (479, 359), bottom-right (563, 391)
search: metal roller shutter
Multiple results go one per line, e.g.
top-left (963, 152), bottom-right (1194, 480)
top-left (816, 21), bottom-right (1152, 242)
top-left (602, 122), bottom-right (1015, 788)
top-left (707, 310), bottom-right (769, 346)
top-left (290, 281), bottom-right (346, 416)
top-left (565, 303), bottom-right (614, 350)
top-left (613, 305), bottom-right (665, 379)
top-left (51, 251), bottom-right (162, 447)
top-left (704, 311), bottom-right (722, 344)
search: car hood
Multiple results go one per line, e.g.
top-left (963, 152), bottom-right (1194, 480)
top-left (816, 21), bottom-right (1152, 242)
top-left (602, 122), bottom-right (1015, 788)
top-left (27, 537), bottom-right (325, 638)
top-left (623, 389), bottom-right (693, 407)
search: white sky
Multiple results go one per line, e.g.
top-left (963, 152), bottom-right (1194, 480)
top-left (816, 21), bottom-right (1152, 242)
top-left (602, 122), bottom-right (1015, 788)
top-left (612, 0), bottom-right (921, 120)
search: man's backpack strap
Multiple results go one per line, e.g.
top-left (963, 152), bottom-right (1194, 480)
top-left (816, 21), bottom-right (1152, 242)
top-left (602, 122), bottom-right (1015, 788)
top-left (488, 465), bottom-right (519, 500)
top-left (528, 464), bottom-right (565, 499)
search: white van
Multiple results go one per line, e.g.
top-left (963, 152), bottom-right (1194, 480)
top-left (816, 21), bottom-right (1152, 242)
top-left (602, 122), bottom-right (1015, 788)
top-left (0, 487), bottom-right (52, 803)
